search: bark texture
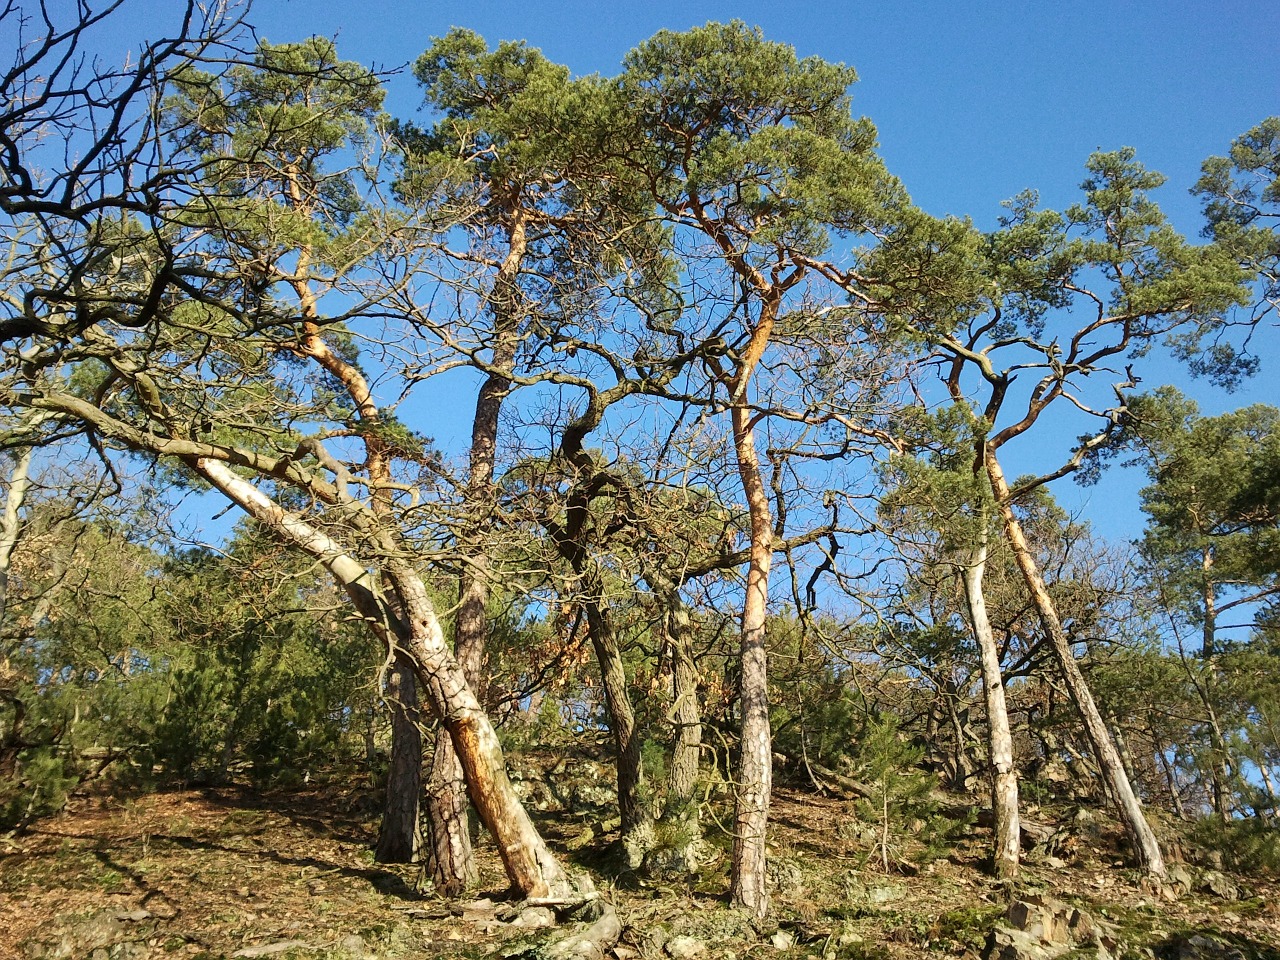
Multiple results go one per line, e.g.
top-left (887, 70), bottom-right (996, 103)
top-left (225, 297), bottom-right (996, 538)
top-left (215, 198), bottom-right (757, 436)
top-left (662, 589), bottom-right (702, 816)
top-left (986, 452), bottom-right (1166, 878)
top-left (194, 457), bottom-right (582, 899)
top-left (584, 597), bottom-right (649, 837)
top-left (960, 519), bottom-right (1020, 881)
top-left (728, 401), bottom-right (773, 918)
top-left (375, 652), bottom-right (424, 863)
top-left (421, 211), bottom-right (524, 892)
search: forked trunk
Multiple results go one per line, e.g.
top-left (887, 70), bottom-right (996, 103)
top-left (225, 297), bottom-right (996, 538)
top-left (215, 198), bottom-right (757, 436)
top-left (375, 652), bottom-right (423, 863)
top-left (728, 403), bottom-right (773, 918)
top-left (195, 458), bottom-right (582, 900)
top-left (985, 452), bottom-right (1166, 878)
top-left (960, 516), bottom-right (1020, 881)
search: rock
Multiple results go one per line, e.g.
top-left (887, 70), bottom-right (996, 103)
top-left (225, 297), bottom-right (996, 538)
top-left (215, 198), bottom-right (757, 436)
top-left (336, 934), bottom-right (374, 959)
top-left (24, 912), bottom-right (129, 960)
top-left (767, 857), bottom-right (806, 897)
top-left (1158, 934), bottom-right (1249, 959)
top-left (985, 927), bottom-right (1071, 960)
top-left (1067, 907), bottom-right (1100, 945)
top-left (460, 897), bottom-right (498, 922)
top-left (988, 897), bottom-right (1115, 960)
top-left (538, 906), bottom-right (622, 960)
top-left (515, 906), bottom-right (558, 929)
top-left (512, 777), bottom-right (559, 812)
top-left (1007, 898), bottom-right (1071, 944)
top-left (770, 931), bottom-right (796, 950)
top-left (866, 884), bottom-right (906, 905)
top-left (1198, 871), bottom-right (1241, 901)
top-left (231, 943), bottom-right (312, 958)
top-left (665, 935), bottom-right (707, 959)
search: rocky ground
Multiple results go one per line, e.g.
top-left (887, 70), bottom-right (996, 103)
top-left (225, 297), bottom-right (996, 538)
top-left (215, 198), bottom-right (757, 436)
top-left (1, 760), bottom-right (1276, 960)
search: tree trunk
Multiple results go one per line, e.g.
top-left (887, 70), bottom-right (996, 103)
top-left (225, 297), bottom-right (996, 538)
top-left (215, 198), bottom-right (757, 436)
top-left (421, 519), bottom-right (490, 893)
top-left (728, 402), bottom-right (773, 918)
top-left (583, 597), bottom-right (649, 838)
top-left (0, 446), bottom-right (36, 782)
top-left (1159, 748), bottom-right (1188, 820)
top-left (0, 444), bottom-right (36, 625)
top-left (194, 457), bottom-right (582, 900)
top-left (422, 211), bottom-right (525, 893)
top-left (662, 588), bottom-right (702, 818)
top-left (961, 517), bottom-right (1020, 881)
top-left (375, 652), bottom-right (423, 863)
top-left (986, 451), bottom-right (1166, 878)
top-left (423, 728), bottom-right (476, 893)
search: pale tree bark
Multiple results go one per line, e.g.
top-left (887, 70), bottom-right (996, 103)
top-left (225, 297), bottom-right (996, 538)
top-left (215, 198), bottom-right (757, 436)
top-left (375, 652), bottom-right (424, 863)
top-left (0, 444), bottom-right (36, 781)
top-left (0, 445), bottom-right (35, 625)
top-left (986, 451), bottom-right (1166, 878)
top-left (960, 512), bottom-right (1020, 881)
top-left (194, 456), bottom-right (583, 899)
top-left (728, 400), bottom-right (773, 918)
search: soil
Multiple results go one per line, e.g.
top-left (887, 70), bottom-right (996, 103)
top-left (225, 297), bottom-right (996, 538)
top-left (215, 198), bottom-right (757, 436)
top-left (1, 775), bottom-right (1277, 960)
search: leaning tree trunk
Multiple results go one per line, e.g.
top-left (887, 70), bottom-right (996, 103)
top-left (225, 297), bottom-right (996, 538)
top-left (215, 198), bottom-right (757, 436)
top-left (195, 457), bottom-right (582, 900)
top-left (986, 452), bottom-right (1166, 878)
top-left (375, 652), bottom-right (424, 863)
top-left (728, 401), bottom-right (774, 918)
top-left (960, 513), bottom-right (1021, 881)
top-left (422, 565), bottom-right (486, 894)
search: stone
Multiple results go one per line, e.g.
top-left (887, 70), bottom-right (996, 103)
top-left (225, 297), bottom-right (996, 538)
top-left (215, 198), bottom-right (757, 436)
top-left (1006, 898), bottom-right (1071, 944)
top-left (336, 934), bottom-right (374, 959)
top-left (1165, 864), bottom-right (1194, 895)
top-left (1198, 870), bottom-right (1241, 901)
top-left (770, 931), bottom-right (796, 950)
top-left (1067, 907), bottom-right (1099, 945)
top-left (985, 927), bottom-right (1070, 960)
top-left (1160, 934), bottom-right (1249, 959)
top-left (515, 906), bottom-right (558, 929)
top-left (866, 884), bottom-right (906, 905)
top-left (665, 935), bottom-right (707, 959)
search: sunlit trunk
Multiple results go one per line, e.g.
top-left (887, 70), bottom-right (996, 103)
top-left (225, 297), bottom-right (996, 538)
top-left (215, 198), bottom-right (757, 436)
top-left (422, 211), bottom-right (526, 892)
top-left (961, 515), bottom-right (1020, 880)
top-left (986, 451), bottom-right (1166, 878)
top-left (728, 402), bottom-right (773, 918)
top-left (195, 457), bottom-right (582, 899)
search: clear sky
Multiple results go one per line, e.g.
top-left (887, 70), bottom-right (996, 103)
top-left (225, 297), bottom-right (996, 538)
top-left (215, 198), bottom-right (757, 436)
top-left (83, 0), bottom-right (1280, 541)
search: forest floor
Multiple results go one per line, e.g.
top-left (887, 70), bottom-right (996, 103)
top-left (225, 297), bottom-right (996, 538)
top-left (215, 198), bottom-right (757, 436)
top-left (1, 762), bottom-right (1278, 960)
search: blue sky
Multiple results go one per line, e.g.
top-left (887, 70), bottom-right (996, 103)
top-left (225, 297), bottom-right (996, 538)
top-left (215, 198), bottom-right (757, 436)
top-left (89, 0), bottom-right (1279, 542)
